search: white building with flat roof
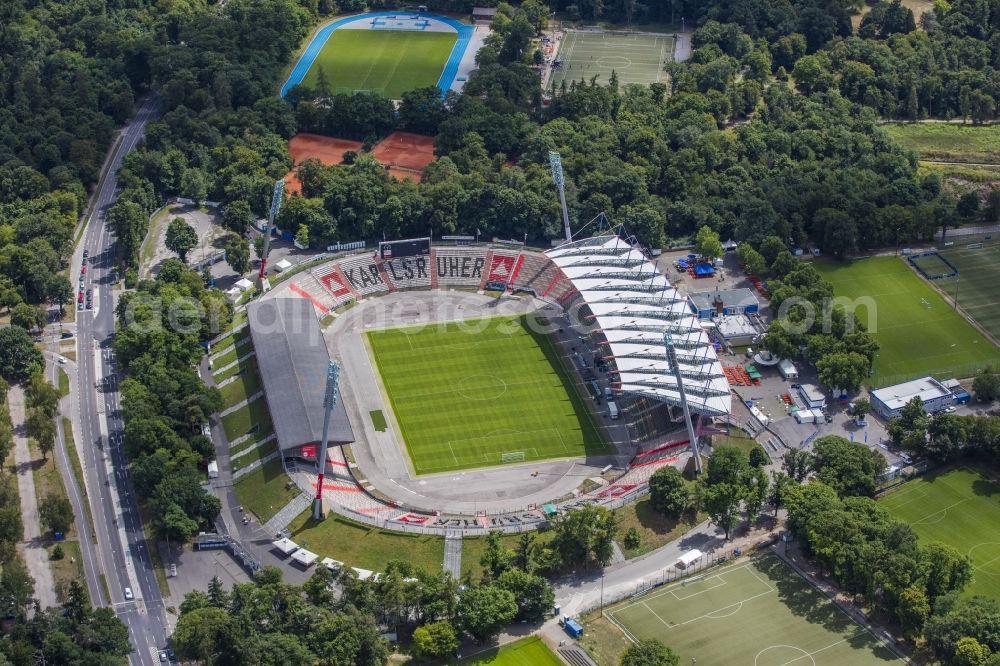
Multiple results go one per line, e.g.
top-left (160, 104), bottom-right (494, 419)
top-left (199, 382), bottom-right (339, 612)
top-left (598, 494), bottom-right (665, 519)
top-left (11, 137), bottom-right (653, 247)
top-left (870, 376), bottom-right (954, 419)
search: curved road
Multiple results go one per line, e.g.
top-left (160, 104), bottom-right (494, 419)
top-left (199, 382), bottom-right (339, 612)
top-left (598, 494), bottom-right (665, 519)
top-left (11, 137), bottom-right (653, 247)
top-left (73, 94), bottom-right (168, 666)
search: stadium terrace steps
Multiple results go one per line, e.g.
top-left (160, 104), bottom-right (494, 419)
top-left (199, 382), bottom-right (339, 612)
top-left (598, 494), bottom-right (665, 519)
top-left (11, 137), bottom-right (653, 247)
top-left (338, 254), bottom-right (392, 297)
top-left (428, 249), bottom-right (439, 288)
top-left (481, 249), bottom-right (519, 289)
top-left (289, 273), bottom-right (338, 313)
top-left (434, 247), bottom-right (486, 287)
top-left (311, 263), bottom-right (357, 308)
top-left (381, 255), bottom-right (432, 290)
top-left (261, 492), bottom-right (312, 537)
top-left (372, 257), bottom-right (397, 292)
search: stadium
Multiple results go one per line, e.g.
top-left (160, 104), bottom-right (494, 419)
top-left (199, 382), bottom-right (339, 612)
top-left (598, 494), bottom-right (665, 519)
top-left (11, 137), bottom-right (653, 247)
top-left (239, 234), bottom-right (730, 534)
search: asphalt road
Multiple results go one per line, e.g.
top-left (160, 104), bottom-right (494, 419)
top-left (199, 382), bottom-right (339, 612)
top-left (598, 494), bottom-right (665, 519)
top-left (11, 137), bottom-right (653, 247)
top-left (73, 93), bottom-right (168, 666)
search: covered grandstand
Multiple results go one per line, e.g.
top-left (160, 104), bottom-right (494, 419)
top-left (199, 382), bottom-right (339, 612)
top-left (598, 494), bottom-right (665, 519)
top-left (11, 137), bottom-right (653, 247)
top-left (246, 298), bottom-right (355, 458)
top-left (546, 236), bottom-right (731, 416)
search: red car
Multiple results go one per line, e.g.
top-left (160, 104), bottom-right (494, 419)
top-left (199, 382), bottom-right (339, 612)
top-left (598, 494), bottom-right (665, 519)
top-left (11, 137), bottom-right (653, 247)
top-left (78, 291), bottom-right (84, 302)
top-left (81, 265), bottom-right (86, 274)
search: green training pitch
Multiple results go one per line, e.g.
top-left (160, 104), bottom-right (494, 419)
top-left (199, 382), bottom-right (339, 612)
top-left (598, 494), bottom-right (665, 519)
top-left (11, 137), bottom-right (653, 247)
top-left (302, 29), bottom-right (456, 99)
top-left (366, 315), bottom-right (609, 475)
top-left (814, 257), bottom-right (1000, 387)
top-left (880, 466), bottom-right (1000, 599)
top-left (605, 555), bottom-right (900, 665)
top-left (550, 31), bottom-right (674, 89)
top-left (457, 636), bottom-right (561, 665)
top-left (933, 241), bottom-right (1000, 343)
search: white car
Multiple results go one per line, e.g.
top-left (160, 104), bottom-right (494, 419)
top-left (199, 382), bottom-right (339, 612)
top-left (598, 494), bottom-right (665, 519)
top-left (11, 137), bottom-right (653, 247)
top-left (124, 587), bottom-right (133, 600)
top-left (57, 356), bottom-right (68, 364)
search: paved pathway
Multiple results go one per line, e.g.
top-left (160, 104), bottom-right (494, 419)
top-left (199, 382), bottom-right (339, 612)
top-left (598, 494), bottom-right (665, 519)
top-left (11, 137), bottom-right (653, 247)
top-left (443, 532), bottom-right (462, 577)
top-left (8, 385), bottom-right (57, 609)
top-left (261, 492), bottom-right (311, 537)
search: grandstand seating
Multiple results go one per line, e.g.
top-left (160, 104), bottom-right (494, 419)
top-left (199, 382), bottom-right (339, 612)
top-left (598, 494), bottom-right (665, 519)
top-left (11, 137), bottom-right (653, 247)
top-left (337, 254), bottom-right (391, 297)
top-left (311, 264), bottom-right (356, 309)
top-left (372, 257), bottom-right (398, 292)
top-left (480, 249), bottom-right (519, 289)
top-left (288, 274), bottom-right (337, 314)
top-left (434, 247), bottom-right (487, 287)
top-left (381, 255), bottom-right (431, 290)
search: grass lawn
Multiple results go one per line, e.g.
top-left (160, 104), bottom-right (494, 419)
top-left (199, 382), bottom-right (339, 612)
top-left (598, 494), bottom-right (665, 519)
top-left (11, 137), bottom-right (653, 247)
top-left (234, 458), bottom-right (299, 523)
top-left (221, 397), bottom-right (272, 441)
top-left (302, 29), bottom-right (456, 99)
top-left (883, 123), bottom-right (1000, 164)
top-left (454, 636), bottom-right (561, 666)
top-left (29, 441), bottom-right (75, 541)
top-left (601, 555), bottom-right (899, 665)
top-left (48, 540), bottom-right (83, 604)
top-left (231, 439), bottom-right (277, 471)
top-left (58, 368), bottom-right (69, 397)
top-left (287, 511), bottom-right (445, 574)
top-left (213, 353), bottom-right (257, 384)
top-left (713, 433), bottom-right (770, 464)
top-left (211, 346), bottom-right (240, 370)
top-left (879, 466), bottom-right (1000, 598)
top-left (210, 326), bottom-right (249, 355)
top-left (613, 496), bottom-right (703, 560)
top-left (815, 257), bottom-right (1000, 386)
top-left (367, 315), bottom-right (609, 475)
top-left (220, 362), bottom-right (261, 409)
top-left (60, 417), bottom-right (94, 542)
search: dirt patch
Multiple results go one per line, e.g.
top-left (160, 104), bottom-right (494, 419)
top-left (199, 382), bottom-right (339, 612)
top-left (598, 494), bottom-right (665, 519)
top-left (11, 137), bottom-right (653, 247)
top-left (285, 133), bottom-right (365, 194)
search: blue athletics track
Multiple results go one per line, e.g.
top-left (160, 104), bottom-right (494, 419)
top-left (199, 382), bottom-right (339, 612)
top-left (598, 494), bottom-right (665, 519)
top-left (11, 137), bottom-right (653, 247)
top-left (280, 11), bottom-right (475, 98)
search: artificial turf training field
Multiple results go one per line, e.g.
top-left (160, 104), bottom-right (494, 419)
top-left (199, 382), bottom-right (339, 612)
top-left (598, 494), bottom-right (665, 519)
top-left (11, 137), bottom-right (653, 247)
top-left (366, 315), bottom-right (609, 474)
top-left (932, 241), bottom-right (1000, 342)
top-left (456, 636), bottom-right (560, 665)
top-left (301, 29), bottom-right (456, 98)
top-left (879, 466), bottom-right (1000, 599)
top-left (605, 555), bottom-right (900, 665)
top-left (550, 31), bottom-right (673, 89)
top-left (815, 256), bottom-right (1000, 387)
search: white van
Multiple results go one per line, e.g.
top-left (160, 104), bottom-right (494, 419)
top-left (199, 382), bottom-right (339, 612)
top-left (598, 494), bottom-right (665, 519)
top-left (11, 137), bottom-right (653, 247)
top-left (124, 587), bottom-right (133, 600)
top-left (608, 401), bottom-right (620, 420)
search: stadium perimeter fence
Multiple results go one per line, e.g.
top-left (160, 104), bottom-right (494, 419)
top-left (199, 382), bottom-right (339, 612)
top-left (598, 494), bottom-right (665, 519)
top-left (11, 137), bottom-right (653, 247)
top-left (574, 537), bottom-right (780, 620)
top-left (297, 476), bottom-right (651, 537)
top-left (870, 360), bottom-right (986, 389)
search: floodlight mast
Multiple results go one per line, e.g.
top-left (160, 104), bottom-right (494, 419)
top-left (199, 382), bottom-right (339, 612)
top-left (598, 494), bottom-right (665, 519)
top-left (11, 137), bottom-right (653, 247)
top-left (665, 331), bottom-right (703, 475)
top-left (258, 180), bottom-right (285, 283)
top-left (314, 361), bottom-right (341, 520)
top-left (549, 152), bottom-right (573, 242)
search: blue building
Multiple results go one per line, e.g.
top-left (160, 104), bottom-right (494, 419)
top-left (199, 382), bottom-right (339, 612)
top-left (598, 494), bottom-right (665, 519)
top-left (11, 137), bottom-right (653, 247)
top-left (689, 288), bottom-right (760, 320)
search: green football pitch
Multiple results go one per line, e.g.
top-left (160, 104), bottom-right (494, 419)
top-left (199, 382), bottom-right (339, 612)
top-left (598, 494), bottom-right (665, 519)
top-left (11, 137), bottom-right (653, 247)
top-left (550, 31), bottom-right (673, 89)
top-left (457, 636), bottom-right (561, 665)
top-left (605, 555), bottom-right (900, 665)
top-left (301, 29), bottom-right (456, 99)
top-left (932, 240), bottom-right (1000, 343)
top-left (880, 466), bottom-right (1000, 599)
top-left (815, 257), bottom-right (1000, 387)
top-left (366, 316), bottom-right (609, 475)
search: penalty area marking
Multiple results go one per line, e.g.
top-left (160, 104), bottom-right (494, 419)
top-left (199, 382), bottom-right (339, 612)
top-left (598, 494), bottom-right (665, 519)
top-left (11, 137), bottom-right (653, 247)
top-left (968, 542), bottom-right (1000, 576)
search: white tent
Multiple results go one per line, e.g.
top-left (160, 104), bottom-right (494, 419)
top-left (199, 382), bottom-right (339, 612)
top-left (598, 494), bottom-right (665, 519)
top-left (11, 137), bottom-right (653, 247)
top-left (272, 537), bottom-right (298, 555)
top-left (353, 567), bottom-right (375, 581)
top-left (676, 549), bottom-right (703, 568)
top-left (290, 548), bottom-right (318, 567)
top-left (234, 277), bottom-right (254, 292)
top-left (274, 259), bottom-right (293, 272)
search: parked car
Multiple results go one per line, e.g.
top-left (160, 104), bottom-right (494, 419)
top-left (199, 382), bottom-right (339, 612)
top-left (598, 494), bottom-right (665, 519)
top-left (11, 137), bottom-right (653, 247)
top-left (124, 587), bottom-right (133, 600)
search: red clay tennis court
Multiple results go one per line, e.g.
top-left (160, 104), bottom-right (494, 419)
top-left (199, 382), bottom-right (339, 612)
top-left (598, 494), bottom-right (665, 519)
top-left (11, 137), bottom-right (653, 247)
top-left (371, 131), bottom-right (436, 182)
top-left (284, 131), bottom-right (435, 191)
top-left (285, 133), bottom-right (364, 194)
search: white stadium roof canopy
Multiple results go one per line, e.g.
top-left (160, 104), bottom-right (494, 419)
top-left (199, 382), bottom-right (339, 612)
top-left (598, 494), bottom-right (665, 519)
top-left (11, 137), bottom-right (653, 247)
top-left (546, 235), bottom-right (731, 416)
